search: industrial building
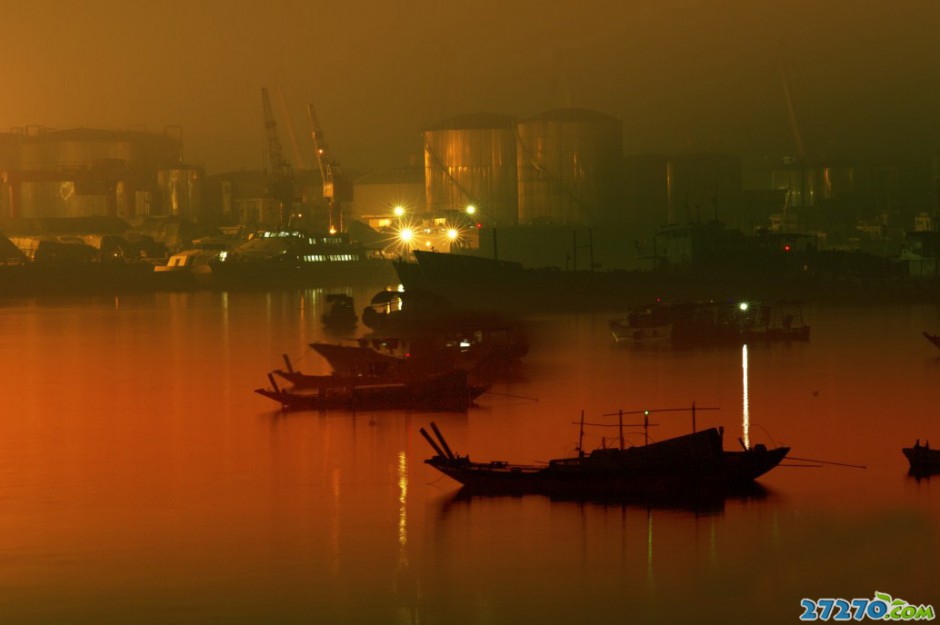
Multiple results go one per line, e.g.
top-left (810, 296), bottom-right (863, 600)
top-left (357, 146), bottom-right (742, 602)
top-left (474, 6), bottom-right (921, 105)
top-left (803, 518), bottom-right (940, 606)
top-left (0, 126), bottom-right (202, 221)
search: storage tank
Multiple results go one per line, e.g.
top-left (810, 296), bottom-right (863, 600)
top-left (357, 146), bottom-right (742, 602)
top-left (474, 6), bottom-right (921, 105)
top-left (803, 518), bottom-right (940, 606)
top-left (15, 128), bottom-right (180, 170)
top-left (1, 128), bottom-right (184, 219)
top-left (424, 113), bottom-right (518, 225)
top-left (158, 167), bottom-right (203, 219)
top-left (517, 108), bottom-right (623, 225)
top-left (17, 180), bottom-right (113, 218)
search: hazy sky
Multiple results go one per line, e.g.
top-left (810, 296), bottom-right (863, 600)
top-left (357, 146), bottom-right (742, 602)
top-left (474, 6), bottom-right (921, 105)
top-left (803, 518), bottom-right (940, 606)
top-left (4, 0), bottom-right (938, 174)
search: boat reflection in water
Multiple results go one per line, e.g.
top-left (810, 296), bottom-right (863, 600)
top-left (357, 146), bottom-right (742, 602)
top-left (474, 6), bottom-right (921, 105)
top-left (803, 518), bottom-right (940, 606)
top-left (439, 479), bottom-right (773, 516)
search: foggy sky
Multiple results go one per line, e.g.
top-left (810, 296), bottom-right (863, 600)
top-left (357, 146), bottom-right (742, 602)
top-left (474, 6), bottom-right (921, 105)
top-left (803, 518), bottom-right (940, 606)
top-left (5, 0), bottom-right (939, 174)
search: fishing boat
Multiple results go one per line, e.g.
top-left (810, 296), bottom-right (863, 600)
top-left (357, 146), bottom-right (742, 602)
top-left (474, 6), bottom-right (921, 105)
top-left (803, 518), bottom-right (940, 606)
top-left (255, 368), bottom-right (487, 412)
top-left (922, 332), bottom-right (940, 349)
top-left (421, 410), bottom-right (789, 498)
top-left (610, 300), bottom-right (810, 346)
top-left (272, 349), bottom-right (403, 390)
top-left (903, 440), bottom-right (940, 473)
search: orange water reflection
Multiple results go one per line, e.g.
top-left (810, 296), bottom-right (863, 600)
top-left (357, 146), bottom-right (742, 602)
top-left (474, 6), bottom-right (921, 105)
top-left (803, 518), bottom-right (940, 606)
top-left (0, 292), bottom-right (937, 622)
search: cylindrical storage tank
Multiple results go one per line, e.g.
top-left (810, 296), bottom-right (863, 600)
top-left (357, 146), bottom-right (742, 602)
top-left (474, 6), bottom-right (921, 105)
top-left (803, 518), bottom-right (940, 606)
top-left (17, 180), bottom-right (113, 218)
top-left (517, 108), bottom-right (623, 225)
top-left (424, 113), bottom-right (518, 225)
top-left (16, 129), bottom-right (180, 170)
top-left (157, 167), bottom-right (203, 219)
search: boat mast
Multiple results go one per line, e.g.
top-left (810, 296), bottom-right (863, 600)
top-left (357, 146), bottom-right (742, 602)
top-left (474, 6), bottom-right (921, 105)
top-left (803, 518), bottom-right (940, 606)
top-left (578, 409), bottom-right (585, 457)
top-left (618, 409), bottom-right (624, 450)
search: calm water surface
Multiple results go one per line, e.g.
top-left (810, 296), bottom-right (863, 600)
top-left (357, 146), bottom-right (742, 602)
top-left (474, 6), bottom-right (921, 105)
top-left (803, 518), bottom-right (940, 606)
top-left (0, 289), bottom-right (937, 624)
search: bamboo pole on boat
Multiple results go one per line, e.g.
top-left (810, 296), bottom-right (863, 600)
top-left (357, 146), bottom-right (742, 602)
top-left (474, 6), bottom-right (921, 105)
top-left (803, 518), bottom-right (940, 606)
top-left (267, 373), bottom-right (280, 393)
top-left (578, 409), bottom-right (585, 457)
top-left (430, 422), bottom-right (456, 459)
top-left (419, 427), bottom-right (447, 459)
top-left (282, 354), bottom-right (294, 373)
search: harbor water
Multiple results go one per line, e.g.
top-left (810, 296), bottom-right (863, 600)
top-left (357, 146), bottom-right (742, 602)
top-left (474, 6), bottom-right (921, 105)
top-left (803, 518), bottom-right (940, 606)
top-left (0, 288), bottom-right (937, 624)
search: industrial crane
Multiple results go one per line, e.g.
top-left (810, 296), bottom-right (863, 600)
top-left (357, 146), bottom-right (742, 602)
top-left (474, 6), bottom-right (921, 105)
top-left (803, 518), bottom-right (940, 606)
top-left (261, 87), bottom-right (296, 227)
top-left (306, 103), bottom-right (352, 233)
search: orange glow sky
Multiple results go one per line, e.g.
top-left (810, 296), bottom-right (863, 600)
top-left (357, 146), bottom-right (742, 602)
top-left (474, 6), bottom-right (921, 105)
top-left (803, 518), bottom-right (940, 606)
top-left (5, 0), bottom-right (938, 173)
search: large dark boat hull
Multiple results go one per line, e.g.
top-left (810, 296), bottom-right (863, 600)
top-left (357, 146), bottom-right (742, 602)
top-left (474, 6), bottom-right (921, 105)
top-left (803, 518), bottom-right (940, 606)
top-left (425, 428), bottom-right (789, 498)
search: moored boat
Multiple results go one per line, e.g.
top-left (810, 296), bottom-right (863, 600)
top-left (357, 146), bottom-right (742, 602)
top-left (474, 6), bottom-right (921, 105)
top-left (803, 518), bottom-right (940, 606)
top-left (209, 229), bottom-right (396, 289)
top-left (610, 300), bottom-right (810, 346)
top-left (422, 415), bottom-right (789, 498)
top-left (903, 440), bottom-right (940, 474)
top-left (256, 368), bottom-right (487, 412)
top-left (321, 293), bottom-right (358, 330)
top-left (153, 249), bottom-right (217, 289)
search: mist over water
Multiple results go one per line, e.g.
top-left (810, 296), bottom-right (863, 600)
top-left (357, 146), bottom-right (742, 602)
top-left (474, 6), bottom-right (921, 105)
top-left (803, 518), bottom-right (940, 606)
top-left (0, 289), bottom-right (936, 623)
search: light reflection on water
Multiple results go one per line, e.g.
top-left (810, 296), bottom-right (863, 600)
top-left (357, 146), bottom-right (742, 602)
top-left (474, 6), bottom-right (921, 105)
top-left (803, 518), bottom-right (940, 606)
top-left (742, 343), bottom-right (750, 449)
top-left (0, 291), bottom-right (937, 623)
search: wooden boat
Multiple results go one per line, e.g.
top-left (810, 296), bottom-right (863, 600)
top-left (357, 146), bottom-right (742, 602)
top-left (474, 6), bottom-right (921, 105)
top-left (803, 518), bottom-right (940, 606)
top-left (903, 440), bottom-right (940, 473)
top-left (922, 332), bottom-right (940, 349)
top-left (256, 368), bottom-right (488, 412)
top-left (610, 300), bottom-right (810, 346)
top-left (321, 293), bottom-right (357, 330)
top-left (307, 342), bottom-right (404, 377)
top-left (272, 350), bottom-right (404, 390)
top-left (421, 414), bottom-right (789, 498)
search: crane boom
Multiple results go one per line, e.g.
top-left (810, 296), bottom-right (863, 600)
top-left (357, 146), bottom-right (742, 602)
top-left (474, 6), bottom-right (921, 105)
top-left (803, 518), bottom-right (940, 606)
top-left (306, 102), bottom-right (351, 233)
top-left (261, 87), bottom-right (295, 227)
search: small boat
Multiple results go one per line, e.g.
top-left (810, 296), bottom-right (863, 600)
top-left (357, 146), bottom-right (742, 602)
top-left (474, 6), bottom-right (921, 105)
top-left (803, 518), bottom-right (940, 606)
top-left (153, 249), bottom-right (218, 289)
top-left (903, 440), bottom-right (940, 473)
top-left (256, 368), bottom-right (488, 412)
top-left (421, 412), bottom-right (789, 498)
top-left (321, 293), bottom-right (358, 330)
top-left (922, 332), bottom-right (940, 349)
top-left (610, 300), bottom-right (810, 347)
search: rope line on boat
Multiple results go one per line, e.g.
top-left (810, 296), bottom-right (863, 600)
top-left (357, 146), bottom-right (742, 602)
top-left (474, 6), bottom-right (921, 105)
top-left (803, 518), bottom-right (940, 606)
top-left (750, 422), bottom-right (782, 448)
top-left (786, 456), bottom-right (867, 469)
top-left (481, 390), bottom-right (539, 402)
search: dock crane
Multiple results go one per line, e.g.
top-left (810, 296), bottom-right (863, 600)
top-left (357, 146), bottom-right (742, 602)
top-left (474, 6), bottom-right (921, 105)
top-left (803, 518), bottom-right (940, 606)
top-left (261, 87), bottom-right (295, 227)
top-left (306, 103), bottom-right (352, 233)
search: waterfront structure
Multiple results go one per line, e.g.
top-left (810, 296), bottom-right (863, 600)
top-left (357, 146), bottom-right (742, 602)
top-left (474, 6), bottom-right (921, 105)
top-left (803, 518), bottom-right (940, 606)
top-left (424, 113), bottom-right (519, 226)
top-left (0, 127), bottom-right (201, 220)
top-left (517, 108), bottom-right (623, 226)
